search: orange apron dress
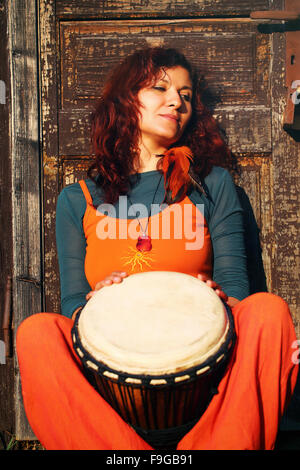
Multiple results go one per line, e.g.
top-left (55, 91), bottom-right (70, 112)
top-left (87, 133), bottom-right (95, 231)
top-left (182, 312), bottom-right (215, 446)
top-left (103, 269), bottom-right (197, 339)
top-left (80, 180), bottom-right (213, 285)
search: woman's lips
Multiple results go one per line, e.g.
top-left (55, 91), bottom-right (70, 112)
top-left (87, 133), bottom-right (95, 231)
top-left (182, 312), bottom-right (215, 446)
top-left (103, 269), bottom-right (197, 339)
top-left (159, 114), bottom-right (179, 123)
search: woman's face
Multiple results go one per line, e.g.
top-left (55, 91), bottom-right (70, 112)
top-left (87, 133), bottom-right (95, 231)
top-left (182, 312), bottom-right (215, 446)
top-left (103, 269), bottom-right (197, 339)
top-left (137, 66), bottom-right (193, 149)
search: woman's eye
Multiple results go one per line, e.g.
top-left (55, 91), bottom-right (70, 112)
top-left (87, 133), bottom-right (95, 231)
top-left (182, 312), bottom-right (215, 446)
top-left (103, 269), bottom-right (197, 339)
top-left (181, 94), bottom-right (192, 102)
top-left (153, 86), bottom-right (166, 91)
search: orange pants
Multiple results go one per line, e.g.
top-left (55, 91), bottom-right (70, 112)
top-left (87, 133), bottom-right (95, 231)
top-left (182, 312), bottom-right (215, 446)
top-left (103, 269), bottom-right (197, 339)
top-left (16, 292), bottom-right (298, 450)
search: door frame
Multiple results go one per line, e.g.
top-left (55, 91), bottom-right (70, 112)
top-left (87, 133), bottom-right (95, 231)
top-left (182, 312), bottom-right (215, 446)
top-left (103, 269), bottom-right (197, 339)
top-left (7, 0), bottom-right (299, 440)
top-left (8, 0), bottom-right (42, 439)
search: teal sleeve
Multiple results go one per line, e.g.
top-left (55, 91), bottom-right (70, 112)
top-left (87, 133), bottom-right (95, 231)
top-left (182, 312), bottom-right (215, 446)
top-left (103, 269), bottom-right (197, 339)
top-left (55, 184), bottom-right (91, 318)
top-left (205, 167), bottom-right (250, 301)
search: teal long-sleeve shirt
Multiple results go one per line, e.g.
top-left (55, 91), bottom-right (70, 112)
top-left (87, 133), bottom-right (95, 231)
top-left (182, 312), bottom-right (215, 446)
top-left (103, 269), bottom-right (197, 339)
top-left (56, 166), bottom-right (250, 318)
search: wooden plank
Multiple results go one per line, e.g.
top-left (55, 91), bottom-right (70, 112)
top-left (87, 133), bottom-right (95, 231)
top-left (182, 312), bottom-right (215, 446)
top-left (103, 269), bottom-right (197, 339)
top-left (62, 158), bottom-right (92, 185)
top-left (55, 0), bottom-right (270, 19)
top-left (268, 0), bottom-right (300, 434)
top-left (234, 157), bottom-right (272, 295)
top-left (40, 0), bottom-right (61, 315)
top-left (271, 29), bottom-right (300, 335)
top-left (8, 0), bottom-right (41, 440)
top-left (58, 19), bottom-right (271, 155)
top-left (0, 0), bottom-right (14, 435)
top-left (59, 20), bottom-right (271, 109)
top-left (0, 358), bottom-right (15, 438)
top-left (214, 108), bottom-right (272, 154)
top-left (58, 107), bottom-right (272, 156)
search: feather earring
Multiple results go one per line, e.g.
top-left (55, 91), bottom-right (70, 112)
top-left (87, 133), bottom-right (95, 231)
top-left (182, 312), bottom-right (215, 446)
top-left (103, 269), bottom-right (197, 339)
top-left (161, 146), bottom-right (207, 203)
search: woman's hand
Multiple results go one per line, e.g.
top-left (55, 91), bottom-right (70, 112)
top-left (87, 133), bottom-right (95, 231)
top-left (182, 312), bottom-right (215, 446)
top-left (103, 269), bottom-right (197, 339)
top-left (197, 274), bottom-right (240, 308)
top-left (85, 271), bottom-right (128, 301)
top-left (197, 273), bottom-right (228, 302)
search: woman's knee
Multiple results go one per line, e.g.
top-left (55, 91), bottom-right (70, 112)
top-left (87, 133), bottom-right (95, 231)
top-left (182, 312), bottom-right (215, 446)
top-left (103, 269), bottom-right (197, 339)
top-left (16, 313), bottom-right (65, 352)
top-left (235, 292), bottom-right (292, 328)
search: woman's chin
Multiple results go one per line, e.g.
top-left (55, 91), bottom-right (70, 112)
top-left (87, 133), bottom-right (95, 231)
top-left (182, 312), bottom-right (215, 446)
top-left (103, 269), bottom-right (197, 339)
top-left (157, 133), bottom-right (182, 148)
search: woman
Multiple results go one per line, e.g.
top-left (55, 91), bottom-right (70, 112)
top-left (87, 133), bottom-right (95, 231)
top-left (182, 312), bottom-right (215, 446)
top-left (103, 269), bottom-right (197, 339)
top-left (16, 47), bottom-right (298, 450)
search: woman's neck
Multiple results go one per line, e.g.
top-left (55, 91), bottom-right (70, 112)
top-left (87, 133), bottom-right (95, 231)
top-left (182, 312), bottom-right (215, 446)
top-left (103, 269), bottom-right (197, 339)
top-left (136, 140), bottom-right (168, 173)
top-left (137, 158), bottom-right (161, 173)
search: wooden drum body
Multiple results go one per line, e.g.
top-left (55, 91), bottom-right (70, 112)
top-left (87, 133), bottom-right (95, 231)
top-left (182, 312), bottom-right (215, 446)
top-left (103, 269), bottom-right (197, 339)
top-left (72, 271), bottom-right (235, 448)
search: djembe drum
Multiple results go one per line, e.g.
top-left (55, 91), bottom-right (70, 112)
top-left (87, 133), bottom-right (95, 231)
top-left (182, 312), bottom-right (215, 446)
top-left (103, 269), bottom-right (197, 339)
top-left (72, 271), bottom-right (235, 448)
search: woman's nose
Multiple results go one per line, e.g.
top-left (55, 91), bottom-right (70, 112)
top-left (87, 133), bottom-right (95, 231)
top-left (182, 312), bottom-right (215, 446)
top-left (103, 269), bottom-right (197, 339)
top-left (167, 90), bottom-right (182, 108)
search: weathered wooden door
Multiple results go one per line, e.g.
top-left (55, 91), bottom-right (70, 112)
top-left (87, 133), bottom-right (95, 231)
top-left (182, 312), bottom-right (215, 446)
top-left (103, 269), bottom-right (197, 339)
top-left (7, 0), bottom-right (300, 440)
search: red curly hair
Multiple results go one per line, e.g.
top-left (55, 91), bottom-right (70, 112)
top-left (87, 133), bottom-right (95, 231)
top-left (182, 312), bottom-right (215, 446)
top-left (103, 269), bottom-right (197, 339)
top-left (89, 47), bottom-right (231, 204)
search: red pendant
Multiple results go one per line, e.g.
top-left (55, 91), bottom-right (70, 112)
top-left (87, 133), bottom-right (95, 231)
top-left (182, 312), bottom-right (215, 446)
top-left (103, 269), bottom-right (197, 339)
top-left (136, 234), bottom-right (152, 252)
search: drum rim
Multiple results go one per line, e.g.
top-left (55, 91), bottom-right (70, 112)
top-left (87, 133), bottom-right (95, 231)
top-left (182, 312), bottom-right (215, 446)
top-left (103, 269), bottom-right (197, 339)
top-left (72, 302), bottom-right (236, 388)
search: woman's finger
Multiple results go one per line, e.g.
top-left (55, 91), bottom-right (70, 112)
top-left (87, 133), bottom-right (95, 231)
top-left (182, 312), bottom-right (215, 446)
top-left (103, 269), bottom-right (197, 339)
top-left (197, 273), bottom-right (209, 282)
top-left (197, 274), bottom-right (227, 301)
top-left (86, 271), bottom-right (128, 299)
top-left (198, 274), bottom-right (221, 290)
top-left (206, 279), bottom-right (223, 291)
top-left (105, 271), bottom-right (128, 283)
top-left (111, 271), bottom-right (128, 278)
top-left (86, 291), bottom-right (95, 300)
top-left (215, 288), bottom-right (228, 302)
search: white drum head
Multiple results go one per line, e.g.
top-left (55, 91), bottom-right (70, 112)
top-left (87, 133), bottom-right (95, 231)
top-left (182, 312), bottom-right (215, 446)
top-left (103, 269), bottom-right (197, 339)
top-left (77, 271), bottom-right (230, 377)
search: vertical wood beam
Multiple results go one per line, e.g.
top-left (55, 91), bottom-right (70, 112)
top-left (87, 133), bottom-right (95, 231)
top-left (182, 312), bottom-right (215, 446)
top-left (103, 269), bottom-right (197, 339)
top-left (271, 21), bottom-right (300, 336)
top-left (8, 0), bottom-right (41, 440)
top-left (0, 0), bottom-right (14, 439)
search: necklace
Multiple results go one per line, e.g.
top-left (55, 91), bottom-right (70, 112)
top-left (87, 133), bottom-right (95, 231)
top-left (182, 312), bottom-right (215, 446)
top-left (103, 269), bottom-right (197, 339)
top-left (127, 174), bottom-right (163, 252)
